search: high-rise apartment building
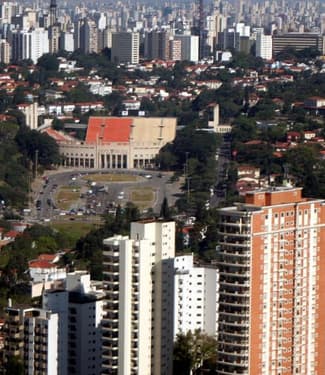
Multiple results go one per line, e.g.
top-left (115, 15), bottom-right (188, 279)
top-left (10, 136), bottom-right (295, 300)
top-left (18, 102), bottom-right (38, 130)
top-left (256, 32), bottom-right (272, 60)
top-left (0, 39), bottom-right (10, 64)
top-left (144, 30), bottom-right (170, 60)
top-left (10, 27), bottom-right (49, 64)
top-left (174, 254), bottom-right (218, 337)
top-left (217, 187), bottom-right (325, 375)
top-left (111, 32), bottom-right (140, 64)
top-left (43, 271), bottom-right (105, 375)
top-left (174, 34), bottom-right (199, 62)
top-left (49, 0), bottom-right (57, 27)
top-left (80, 19), bottom-right (98, 54)
top-left (3, 307), bottom-right (59, 374)
top-left (168, 39), bottom-right (182, 61)
top-left (49, 24), bottom-right (60, 54)
top-left (102, 220), bottom-right (175, 375)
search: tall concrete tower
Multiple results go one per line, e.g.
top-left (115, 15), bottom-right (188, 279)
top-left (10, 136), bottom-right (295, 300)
top-left (49, 0), bottom-right (57, 26)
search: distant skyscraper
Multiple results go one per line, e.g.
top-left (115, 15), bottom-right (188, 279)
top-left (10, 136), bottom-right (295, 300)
top-left (49, 0), bottom-right (57, 27)
top-left (102, 220), bottom-right (175, 375)
top-left (217, 187), bottom-right (325, 374)
top-left (10, 27), bottom-right (49, 64)
top-left (168, 38), bottom-right (182, 61)
top-left (174, 34), bottom-right (199, 62)
top-left (0, 39), bottom-right (10, 64)
top-left (321, 14), bottom-right (325, 35)
top-left (49, 24), bottom-right (60, 53)
top-left (144, 30), bottom-right (170, 60)
top-left (80, 19), bottom-right (98, 54)
top-left (256, 32), bottom-right (272, 60)
top-left (59, 31), bottom-right (74, 52)
top-left (111, 32), bottom-right (140, 64)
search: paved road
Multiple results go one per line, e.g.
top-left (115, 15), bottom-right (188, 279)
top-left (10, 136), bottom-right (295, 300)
top-left (32, 169), bottom-right (182, 221)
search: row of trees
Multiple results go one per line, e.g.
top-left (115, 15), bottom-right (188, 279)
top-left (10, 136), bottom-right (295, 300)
top-left (0, 113), bottom-right (59, 208)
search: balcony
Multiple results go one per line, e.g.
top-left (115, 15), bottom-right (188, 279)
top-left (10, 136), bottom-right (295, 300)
top-left (218, 261), bottom-right (250, 270)
top-left (218, 339), bottom-right (249, 348)
top-left (219, 271), bottom-right (250, 278)
top-left (217, 358), bottom-right (249, 367)
top-left (219, 320), bottom-right (249, 328)
top-left (220, 250), bottom-right (250, 258)
top-left (219, 279), bottom-right (250, 288)
top-left (217, 349), bottom-right (249, 358)
top-left (219, 241), bottom-right (251, 248)
top-left (219, 230), bottom-right (250, 237)
top-left (219, 298), bottom-right (250, 307)
top-left (219, 325), bottom-right (249, 343)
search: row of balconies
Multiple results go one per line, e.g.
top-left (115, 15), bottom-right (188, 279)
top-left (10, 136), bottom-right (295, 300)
top-left (217, 348), bottom-right (249, 358)
top-left (219, 272), bottom-right (250, 279)
top-left (219, 219), bottom-right (251, 227)
top-left (218, 230), bottom-right (251, 237)
top-left (218, 339), bottom-right (249, 348)
top-left (216, 368), bottom-right (247, 375)
top-left (219, 250), bottom-right (250, 258)
top-left (219, 241), bottom-right (251, 248)
top-left (219, 287), bottom-right (250, 296)
top-left (219, 309), bottom-right (249, 318)
top-left (219, 330), bottom-right (249, 338)
top-left (218, 260), bottom-right (250, 269)
top-left (220, 279), bottom-right (250, 287)
top-left (219, 297), bottom-right (250, 306)
top-left (219, 320), bottom-right (249, 327)
top-left (217, 358), bottom-right (249, 367)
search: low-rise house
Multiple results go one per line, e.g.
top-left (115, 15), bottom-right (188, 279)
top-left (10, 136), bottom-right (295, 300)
top-left (29, 253), bottom-right (66, 283)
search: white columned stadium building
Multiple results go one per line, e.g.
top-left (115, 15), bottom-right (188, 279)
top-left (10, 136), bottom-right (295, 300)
top-left (45, 116), bottom-right (177, 170)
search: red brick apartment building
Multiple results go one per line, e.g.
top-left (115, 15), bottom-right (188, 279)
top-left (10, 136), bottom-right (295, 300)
top-left (217, 187), bottom-right (325, 375)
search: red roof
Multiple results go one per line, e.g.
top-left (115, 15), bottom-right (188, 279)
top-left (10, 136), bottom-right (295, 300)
top-left (85, 117), bottom-right (132, 144)
top-left (38, 254), bottom-right (57, 262)
top-left (5, 230), bottom-right (20, 238)
top-left (29, 260), bottom-right (57, 269)
top-left (45, 128), bottom-right (69, 142)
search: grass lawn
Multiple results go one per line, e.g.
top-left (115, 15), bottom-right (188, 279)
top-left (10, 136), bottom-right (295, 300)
top-left (130, 187), bottom-right (155, 209)
top-left (56, 187), bottom-right (80, 210)
top-left (83, 173), bottom-right (139, 183)
top-left (51, 221), bottom-right (100, 244)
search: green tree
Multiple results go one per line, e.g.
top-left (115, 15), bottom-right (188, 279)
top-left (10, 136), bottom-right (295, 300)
top-left (37, 53), bottom-right (59, 72)
top-left (173, 329), bottom-right (217, 374)
top-left (4, 355), bottom-right (24, 375)
top-left (15, 126), bottom-right (60, 166)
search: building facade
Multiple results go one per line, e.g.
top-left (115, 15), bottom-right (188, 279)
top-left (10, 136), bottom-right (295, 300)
top-left (9, 27), bottom-right (49, 64)
top-left (18, 102), bottom-right (38, 130)
top-left (272, 33), bottom-right (325, 56)
top-left (216, 187), bottom-right (325, 375)
top-left (3, 307), bottom-right (59, 374)
top-left (102, 220), bottom-right (175, 375)
top-left (51, 116), bottom-right (177, 170)
top-left (256, 33), bottom-right (272, 60)
top-left (174, 254), bottom-right (218, 337)
top-left (43, 271), bottom-right (105, 375)
top-left (174, 34), bottom-right (199, 62)
top-left (144, 30), bottom-right (170, 60)
top-left (111, 32), bottom-right (140, 64)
